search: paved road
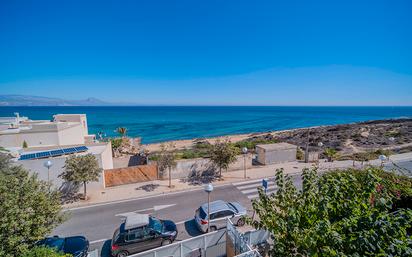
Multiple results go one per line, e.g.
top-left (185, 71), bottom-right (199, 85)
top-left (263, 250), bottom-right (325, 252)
top-left (385, 159), bottom-right (412, 176)
top-left (53, 173), bottom-right (302, 256)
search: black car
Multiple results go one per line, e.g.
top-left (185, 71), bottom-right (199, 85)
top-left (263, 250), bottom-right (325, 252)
top-left (37, 235), bottom-right (89, 257)
top-left (111, 213), bottom-right (178, 257)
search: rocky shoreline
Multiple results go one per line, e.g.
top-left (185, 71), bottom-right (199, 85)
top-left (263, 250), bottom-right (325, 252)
top-left (143, 118), bottom-right (412, 156)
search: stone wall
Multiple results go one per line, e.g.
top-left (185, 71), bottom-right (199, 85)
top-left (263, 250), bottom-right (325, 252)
top-left (158, 154), bottom-right (254, 180)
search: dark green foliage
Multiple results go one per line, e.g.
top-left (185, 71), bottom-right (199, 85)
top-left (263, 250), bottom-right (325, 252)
top-left (248, 167), bottom-right (412, 257)
top-left (60, 154), bottom-right (102, 199)
top-left (296, 147), bottom-right (304, 160)
top-left (208, 139), bottom-right (238, 177)
top-left (21, 247), bottom-right (71, 257)
top-left (0, 154), bottom-right (65, 257)
top-left (22, 140), bottom-right (28, 148)
top-left (110, 138), bottom-right (123, 150)
top-left (233, 138), bottom-right (279, 153)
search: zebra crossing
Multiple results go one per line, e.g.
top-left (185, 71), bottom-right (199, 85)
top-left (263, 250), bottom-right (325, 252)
top-left (232, 178), bottom-right (277, 200)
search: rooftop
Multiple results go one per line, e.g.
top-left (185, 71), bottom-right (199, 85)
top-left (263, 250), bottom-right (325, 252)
top-left (256, 142), bottom-right (296, 151)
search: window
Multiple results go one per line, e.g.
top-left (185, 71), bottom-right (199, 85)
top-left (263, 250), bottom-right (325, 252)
top-left (126, 228), bottom-right (147, 241)
top-left (211, 210), bottom-right (233, 220)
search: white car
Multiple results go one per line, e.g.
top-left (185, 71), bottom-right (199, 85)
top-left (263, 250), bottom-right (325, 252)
top-left (194, 200), bottom-right (247, 233)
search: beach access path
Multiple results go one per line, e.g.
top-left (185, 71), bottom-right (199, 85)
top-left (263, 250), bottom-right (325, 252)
top-left (64, 152), bottom-right (412, 209)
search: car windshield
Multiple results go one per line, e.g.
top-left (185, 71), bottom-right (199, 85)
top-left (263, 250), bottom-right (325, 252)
top-left (148, 217), bottom-right (163, 233)
top-left (41, 238), bottom-right (65, 251)
top-left (198, 207), bottom-right (207, 219)
top-left (228, 203), bottom-right (238, 213)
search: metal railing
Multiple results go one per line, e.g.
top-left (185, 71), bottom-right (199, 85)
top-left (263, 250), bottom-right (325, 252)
top-left (130, 229), bottom-right (226, 257)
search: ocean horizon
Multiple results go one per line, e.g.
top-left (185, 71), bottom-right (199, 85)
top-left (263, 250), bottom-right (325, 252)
top-left (1, 106), bottom-right (412, 144)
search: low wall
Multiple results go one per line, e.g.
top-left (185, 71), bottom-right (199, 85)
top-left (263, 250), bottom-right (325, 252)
top-left (159, 154), bottom-right (254, 180)
top-left (104, 164), bottom-right (158, 187)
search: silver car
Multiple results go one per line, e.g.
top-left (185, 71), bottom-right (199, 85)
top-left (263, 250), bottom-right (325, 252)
top-left (194, 200), bottom-right (247, 233)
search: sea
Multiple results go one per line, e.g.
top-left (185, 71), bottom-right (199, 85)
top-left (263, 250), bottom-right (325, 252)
top-left (1, 106), bottom-right (411, 144)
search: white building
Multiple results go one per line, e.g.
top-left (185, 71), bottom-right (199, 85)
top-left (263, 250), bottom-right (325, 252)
top-left (0, 113), bottom-right (95, 149)
top-left (0, 113), bottom-right (113, 191)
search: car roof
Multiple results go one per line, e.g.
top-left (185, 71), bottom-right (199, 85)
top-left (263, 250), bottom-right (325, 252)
top-left (201, 200), bottom-right (233, 213)
top-left (124, 213), bottom-right (149, 230)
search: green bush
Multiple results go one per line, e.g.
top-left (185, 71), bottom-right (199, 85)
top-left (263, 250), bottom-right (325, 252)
top-left (249, 167), bottom-right (412, 257)
top-left (22, 247), bottom-right (71, 257)
top-left (110, 138), bottom-right (123, 150)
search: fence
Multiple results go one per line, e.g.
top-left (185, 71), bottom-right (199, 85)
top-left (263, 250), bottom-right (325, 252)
top-left (104, 164), bottom-right (158, 187)
top-left (130, 229), bottom-right (226, 257)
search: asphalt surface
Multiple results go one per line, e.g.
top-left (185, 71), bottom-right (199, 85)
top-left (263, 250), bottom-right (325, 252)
top-left (53, 173), bottom-right (302, 256)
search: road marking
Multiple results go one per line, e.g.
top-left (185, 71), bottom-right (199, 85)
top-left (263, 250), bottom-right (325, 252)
top-left (241, 186), bottom-right (276, 194)
top-left (90, 238), bottom-right (109, 245)
top-left (236, 181), bottom-right (275, 190)
top-left (65, 185), bottom-right (228, 211)
top-left (115, 204), bottom-right (176, 217)
top-left (232, 178), bottom-right (268, 186)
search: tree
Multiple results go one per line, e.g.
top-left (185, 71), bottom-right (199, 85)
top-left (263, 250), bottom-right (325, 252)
top-left (21, 247), bottom-right (71, 257)
top-left (208, 138), bottom-right (238, 177)
top-left (0, 153), bottom-right (65, 257)
top-left (156, 143), bottom-right (177, 188)
top-left (22, 140), bottom-right (28, 148)
top-left (60, 154), bottom-right (102, 200)
top-left (116, 127), bottom-right (127, 137)
top-left (323, 148), bottom-right (338, 162)
top-left (248, 167), bottom-right (412, 257)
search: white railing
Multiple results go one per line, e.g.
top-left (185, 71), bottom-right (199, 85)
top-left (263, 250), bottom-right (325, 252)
top-left (130, 229), bottom-right (226, 257)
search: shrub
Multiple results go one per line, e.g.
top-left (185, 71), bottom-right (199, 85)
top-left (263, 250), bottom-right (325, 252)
top-left (22, 247), bottom-right (71, 257)
top-left (249, 167), bottom-right (412, 257)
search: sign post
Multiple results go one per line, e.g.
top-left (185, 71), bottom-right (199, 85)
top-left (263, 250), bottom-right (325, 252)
top-left (262, 179), bottom-right (268, 194)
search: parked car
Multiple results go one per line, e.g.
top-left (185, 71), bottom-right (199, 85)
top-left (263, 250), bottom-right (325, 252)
top-left (111, 213), bottom-right (178, 257)
top-left (36, 235), bottom-right (89, 257)
top-left (194, 200), bottom-right (247, 233)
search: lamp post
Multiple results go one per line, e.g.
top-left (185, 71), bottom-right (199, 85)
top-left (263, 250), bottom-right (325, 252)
top-left (43, 160), bottom-right (53, 185)
top-left (242, 147), bottom-right (248, 179)
top-left (379, 155), bottom-right (387, 167)
top-left (204, 184), bottom-right (214, 233)
top-left (304, 129), bottom-right (310, 163)
top-left (317, 142), bottom-right (323, 167)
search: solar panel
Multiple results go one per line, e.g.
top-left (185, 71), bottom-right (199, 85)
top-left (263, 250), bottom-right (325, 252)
top-left (19, 153), bottom-right (36, 160)
top-left (75, 146), bottom-right (88, 151)
top-left (35, 151), bottom-right (51, 158)
top-left (19, 146), bottom-right (89, 161)
top-left (63, 148), bottom-right (76, 154)
top-left (50, 149), bottom-right (64, 156)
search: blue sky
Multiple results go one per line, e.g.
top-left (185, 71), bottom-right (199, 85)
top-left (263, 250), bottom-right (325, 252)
top-left (0, 0), bottom-right (411, 105)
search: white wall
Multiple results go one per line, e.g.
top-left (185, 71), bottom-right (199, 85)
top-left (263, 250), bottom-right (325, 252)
top-left (57, 124), bottom-right (85, 146)
top-left (16, 144), bottom-right (113, 192)
top-left (159, 154), bottom-right (254, 180)
top-left (0, 131), bottom-right (60, 148)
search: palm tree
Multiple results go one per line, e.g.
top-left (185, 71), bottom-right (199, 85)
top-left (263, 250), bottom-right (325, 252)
top-left (324, 148), bottom-right (338, 162)
top-left (117, 127), bottom-right (127, 137)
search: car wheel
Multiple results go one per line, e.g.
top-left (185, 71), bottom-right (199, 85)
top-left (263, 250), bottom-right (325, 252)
top-left (162, 239), bottom-right (172, 246)
top-left (116, 251), bottom-right (128, 257)
top-left (237, 218), bottom-right (245, 227)
top-left (209, 226), bottom-right (217, 232)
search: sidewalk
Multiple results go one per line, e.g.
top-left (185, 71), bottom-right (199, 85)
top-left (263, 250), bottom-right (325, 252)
top-left (64, 152), bottom-right (412, 209)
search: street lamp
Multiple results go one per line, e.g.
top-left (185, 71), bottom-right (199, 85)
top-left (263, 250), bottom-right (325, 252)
top-left (43, 160), bottom-right (53, 184)
top-left (242, 147), bottom-right (248, 179)
top-left (204, 184), bottom-right (214, 233)
top-left (379, 155), bottom-right (387, 167)
top-left (317, 142), bottom-right (323, 167)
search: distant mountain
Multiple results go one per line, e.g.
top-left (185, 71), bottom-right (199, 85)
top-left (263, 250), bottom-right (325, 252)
top-left (0, 95), bottom-right (110, 106)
